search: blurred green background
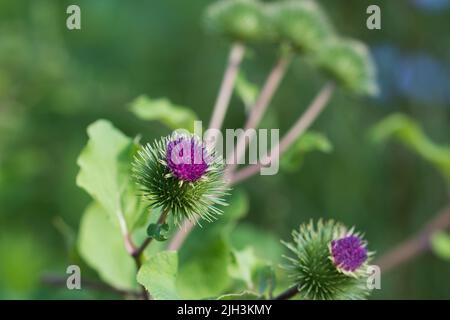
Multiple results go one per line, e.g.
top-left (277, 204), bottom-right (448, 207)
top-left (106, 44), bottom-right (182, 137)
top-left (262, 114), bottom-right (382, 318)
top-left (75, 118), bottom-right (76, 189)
top-left (0, 0), bottom-right (449, 299)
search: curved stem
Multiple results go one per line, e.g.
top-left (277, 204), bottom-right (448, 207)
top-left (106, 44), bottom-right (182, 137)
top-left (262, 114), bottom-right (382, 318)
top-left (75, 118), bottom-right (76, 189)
top-left (226, 53), bottom-right (293, 175)
top-left (274, 286), bottom-right (299, 300)
top-left (375, 204), bottom-right (450, 273)
top-left (169, 82), bottom-right (335, 251)
top-left (133, 208), bottom-right (170, 264)
top-left (167, 219), bottom-right (195, 251)
top-left (230, 82), bottom-right (335, 185)
top-left (207, 42), bottom-right (246, 137)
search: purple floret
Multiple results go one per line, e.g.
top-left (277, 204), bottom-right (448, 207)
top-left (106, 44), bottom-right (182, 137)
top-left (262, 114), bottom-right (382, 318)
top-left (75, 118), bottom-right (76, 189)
top-left (331, 235), bottom-right (367, 272)
top-left (166, 136), bottom-right (209, 182)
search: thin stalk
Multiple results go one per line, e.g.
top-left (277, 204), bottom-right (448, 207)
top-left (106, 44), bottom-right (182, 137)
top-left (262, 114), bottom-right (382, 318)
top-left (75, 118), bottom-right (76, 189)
top-left (226, 53), bottom-right (292, 176)
top-left (133, 208), bottom-right (170, 264)
top-left (274, 286), bottom-right (299, 300)
top-left (207, 42), bottom-right (246, 138)
top-left (375, 204), bottom-right (450, 273)
top-left (230, 82), bottom-right (335, 185)
top-left (167, 219), bottom-right (195, 251)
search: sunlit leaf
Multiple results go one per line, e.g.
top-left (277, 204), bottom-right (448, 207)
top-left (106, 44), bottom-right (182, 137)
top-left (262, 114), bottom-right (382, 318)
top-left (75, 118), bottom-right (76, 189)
top-left (371, 113), bottom-right (450, 185)
top-left (177, 190), bottom-right (249, 299)
top-left (229, 247), bottom-right (259, 288)
top-left (76, 120), bottom-right (145, 231)
top-left (137, 251), bottom-right (179, 300)
top-left (431, 232), bottom-right (450, 261)
top-left (129, 95), bottom-right (197, 132)
top-left (281, 131), bottom-right (333, 172)
top-left (77, 202), bottom-right (137, 290)
top-left (177, 235), bottom-right (230, 299)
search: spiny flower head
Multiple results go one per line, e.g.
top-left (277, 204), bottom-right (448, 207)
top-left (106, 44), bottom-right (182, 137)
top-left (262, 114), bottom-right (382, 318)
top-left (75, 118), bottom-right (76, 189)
top-left (331, 235), bottom-right (368, 273)
top-left (132, 132), bottom-right (228, 225)
top-left (166, 136), bottom-right (209, 182)
top-left (283, 219), bottom-right (373, 300)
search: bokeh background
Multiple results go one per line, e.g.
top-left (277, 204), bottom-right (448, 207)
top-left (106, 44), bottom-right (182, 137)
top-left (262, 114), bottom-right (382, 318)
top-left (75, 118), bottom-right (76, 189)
top-left (0, 0), bottom-right (449, 299)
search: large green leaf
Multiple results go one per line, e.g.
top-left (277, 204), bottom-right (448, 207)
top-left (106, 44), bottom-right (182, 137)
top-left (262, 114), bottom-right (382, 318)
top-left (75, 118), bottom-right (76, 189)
top-left (137, 251), bottom-right (179, 300)
top-left (371, 113), bottom-right (450, 186)
top-left (129, 95), bottom-right (197, 132)
top-left (281, 131), bottom-right (333, 172)
top-left (431, 232), bottom-right (450, 261)
top-left (77, 202), bottom-right (137, 290)
top-left (228, 247), bottom-right (276, 296)
top-left (177, 235), bottom-right (230, 299)
top-left (229, 247), bottom-right (258, 288)
top-left (76, 120), bottom-right (145, 231)
top-left (177, 190), bottom-right (249, 299)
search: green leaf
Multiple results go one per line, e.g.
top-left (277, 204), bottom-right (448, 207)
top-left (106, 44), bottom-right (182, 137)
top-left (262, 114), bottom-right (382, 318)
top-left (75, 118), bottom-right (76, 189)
top-left (177, 190), bottom-right (249, 299)
top-left (315, 38), bottom-right (378, 96)
top-left (177, 235), bottom-right (231, 299)
top-left (147, 222), bottom-right (169, 242)
top-left (431, 232), bottom-right (450, 261)
top-left (371, 113), bottom-right (450, 186)
top-left (77, 202), bottom-right (137, 290)
top-left (230, 223), bottom-right (285, 263)
top-left (76, 120), bottom-right (145, 231)
top-left (229, 247), bottom-right (259, 288)
top-left (235, 71), bottom-right (259, 111)
top-left (254, 265), bottom-right (276, 297)
top-left (216, 291), bottom-right (261, 300)
top-left (281, 131), bottom-right (333, 172)
top-left (129, 95), bottom-right (197, 132)
top-left (137, 251), bottom-right (179, 300)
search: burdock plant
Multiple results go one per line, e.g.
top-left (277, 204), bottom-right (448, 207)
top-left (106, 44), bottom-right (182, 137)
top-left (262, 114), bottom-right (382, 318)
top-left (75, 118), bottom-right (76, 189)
top-left (282, 220), bottom-right (372, 300)
top-left (132, 132), bottom-right (228, 225)
top-left (70, 0), bottom-right (386, 301)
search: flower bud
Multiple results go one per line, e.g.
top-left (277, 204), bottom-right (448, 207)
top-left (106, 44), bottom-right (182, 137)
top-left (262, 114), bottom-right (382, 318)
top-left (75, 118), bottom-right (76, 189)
top-left (205, 0), bottom-right (274, 43)
top-left (283, 219), bottom-right (373, 300)
top-left (132, 133), bottom-right (228, 224)
top-left (270, 0), bottom-right (334, 53)
top-left (315, 38), bottom-right (379, 96)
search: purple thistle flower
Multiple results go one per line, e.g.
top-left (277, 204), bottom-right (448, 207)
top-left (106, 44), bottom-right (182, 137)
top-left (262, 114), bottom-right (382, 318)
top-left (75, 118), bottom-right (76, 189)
top-left (330, 235), bottom-right (367, 272)
top-left (166, 136), bottom-right (209, 182)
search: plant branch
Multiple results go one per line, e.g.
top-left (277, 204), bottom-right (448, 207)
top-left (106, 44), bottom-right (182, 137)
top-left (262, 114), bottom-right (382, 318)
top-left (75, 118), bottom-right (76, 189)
top-left (168, 81), bottom-right (335, 251)
top-left (207, 42), bottom-right (246, 137)
top-left (132, 207), bottom-right (170, 266)
top-left (375, 203), bottom-right (450, 273)
top-left (42, 274), bottom-right (141, 298)
top-left (167, 219), bottom-right (195, 251)
top-left (274, 286), bottom-right (299, 300)
top-left (230, 82), bottom-right (336, 185)
top-left (226, 53), bottom-right (293, 176)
